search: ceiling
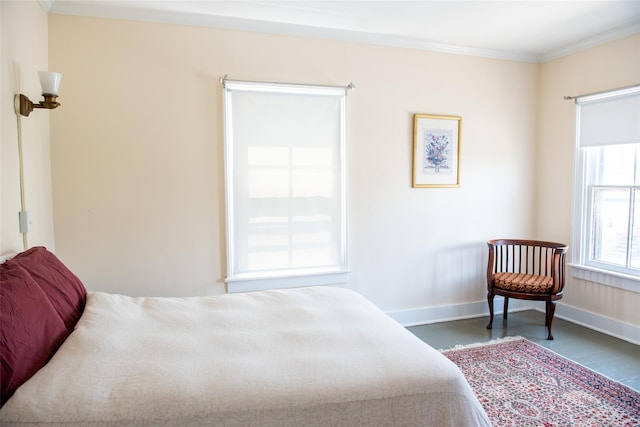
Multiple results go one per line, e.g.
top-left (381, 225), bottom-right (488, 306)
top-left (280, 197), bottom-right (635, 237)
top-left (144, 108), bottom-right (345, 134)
top-left (44, 0), bottom-right (640, 63)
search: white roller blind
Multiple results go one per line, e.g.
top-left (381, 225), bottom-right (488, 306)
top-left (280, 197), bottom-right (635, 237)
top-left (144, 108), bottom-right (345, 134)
top-left (223, 80), bottom-right (348, 289)
top-left (577, 85), bottom-right (640, 147)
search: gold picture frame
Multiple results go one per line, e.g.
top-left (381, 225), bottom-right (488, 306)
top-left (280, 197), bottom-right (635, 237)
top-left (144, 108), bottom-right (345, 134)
top-left (412, 114), bottom-right (461, 188)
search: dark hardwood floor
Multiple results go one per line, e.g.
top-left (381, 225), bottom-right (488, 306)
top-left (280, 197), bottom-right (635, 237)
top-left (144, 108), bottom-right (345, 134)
top-left (407, 309), bottom-right (640, 391)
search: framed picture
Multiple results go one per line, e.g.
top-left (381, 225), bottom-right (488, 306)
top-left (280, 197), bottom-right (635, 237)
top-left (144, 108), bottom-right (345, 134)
top-left (412, 114), bottom-right (461, 188)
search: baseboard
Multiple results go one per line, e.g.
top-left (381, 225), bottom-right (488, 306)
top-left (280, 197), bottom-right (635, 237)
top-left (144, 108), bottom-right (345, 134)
top-left (552, 303), bottom-right (640, 346)
top-left (386, 296), bottom-right (530, 326)
top-left (387, 299), bottom-right (640, 346)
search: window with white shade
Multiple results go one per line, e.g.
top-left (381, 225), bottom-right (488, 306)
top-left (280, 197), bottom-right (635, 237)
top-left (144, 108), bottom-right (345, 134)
top-left (222, 79), bottom-right (350, 293)
top-left (571, 85), bottom-right (640, 291)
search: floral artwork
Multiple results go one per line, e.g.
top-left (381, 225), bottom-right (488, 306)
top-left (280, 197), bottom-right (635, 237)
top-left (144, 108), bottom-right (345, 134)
top-left (423, 129), bottom-right (452, 174)
top-left (413, 114), bottom-right (461, 187)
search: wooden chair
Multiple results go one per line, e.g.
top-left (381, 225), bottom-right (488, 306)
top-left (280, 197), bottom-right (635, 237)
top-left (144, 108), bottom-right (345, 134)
top-left (486, 239), bottom-right (568, 340)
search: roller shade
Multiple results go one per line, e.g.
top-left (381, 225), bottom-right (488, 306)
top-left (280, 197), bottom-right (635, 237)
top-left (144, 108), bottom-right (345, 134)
top-left (577, 85), bottom-right (640, 148)
top-left (222, 79), bottom-right (348, 285)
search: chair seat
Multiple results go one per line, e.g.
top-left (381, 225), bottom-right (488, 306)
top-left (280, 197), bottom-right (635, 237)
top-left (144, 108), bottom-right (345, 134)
top-left (493, 272), bottom-right (554, 294)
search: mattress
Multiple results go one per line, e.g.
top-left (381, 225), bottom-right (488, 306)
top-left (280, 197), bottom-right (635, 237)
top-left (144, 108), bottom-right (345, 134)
top-left (0, 286), bottom-right (490, 426)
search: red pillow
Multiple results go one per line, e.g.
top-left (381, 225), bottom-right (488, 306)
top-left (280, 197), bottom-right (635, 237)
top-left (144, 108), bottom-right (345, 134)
top-left (8, 247), bottom-right (86, 331)
top-left (0, 263), bottom-right (68, 404)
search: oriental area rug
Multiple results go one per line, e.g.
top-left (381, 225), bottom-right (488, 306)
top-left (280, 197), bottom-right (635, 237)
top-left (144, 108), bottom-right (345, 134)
top-left (442, 337), bottom-right (640, 426)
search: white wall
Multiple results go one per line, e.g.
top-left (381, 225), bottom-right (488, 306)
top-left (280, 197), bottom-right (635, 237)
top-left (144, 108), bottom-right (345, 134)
top-left (48, 14), bottom-right (538, 313)
top-left (537, 34), bottom-right (640, 333)
top-left (1, 1), bottom-right (55, 257)
top-left (0, 4), bottom-right (630, 343)
top-left (45, 12), bottom-right (640, 344)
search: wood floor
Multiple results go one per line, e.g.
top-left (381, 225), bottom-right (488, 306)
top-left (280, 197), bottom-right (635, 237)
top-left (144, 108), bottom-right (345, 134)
top-left (407, 309), bottom-right (640, 392)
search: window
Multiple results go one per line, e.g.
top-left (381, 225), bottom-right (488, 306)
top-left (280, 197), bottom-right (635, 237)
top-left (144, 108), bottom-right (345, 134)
top-left (571, 85), bottom-right (640, 291)
top-left (222, 79), bottom-right (350, 292)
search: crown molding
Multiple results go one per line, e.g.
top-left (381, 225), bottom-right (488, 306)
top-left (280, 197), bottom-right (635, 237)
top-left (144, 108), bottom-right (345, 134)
top-left (46, 1), bottom-right (540, 63)
top-left (47, 1), bottom-right (639, 64)
top-left (541, 23), bottom-right (640, 63)
top-left (38, 0), bottom-right (54, 13)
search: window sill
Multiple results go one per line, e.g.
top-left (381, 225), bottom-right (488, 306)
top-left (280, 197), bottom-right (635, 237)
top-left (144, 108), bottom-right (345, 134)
top-left (226, 269), bottom-right (350, 293)
top-left (569, 263), bottom-right (640, 293)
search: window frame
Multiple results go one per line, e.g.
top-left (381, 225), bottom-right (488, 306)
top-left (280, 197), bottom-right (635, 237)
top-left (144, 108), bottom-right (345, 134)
top-left (222, 78), bottom-right (350, 293)
top-left (570, 85), bottom-right (640, 292)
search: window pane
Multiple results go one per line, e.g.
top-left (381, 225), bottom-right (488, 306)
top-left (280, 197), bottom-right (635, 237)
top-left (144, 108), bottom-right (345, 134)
top-left (225, 81), bottom-right (347, 283)
top-left (592, 144), bottom-right (637, 186)
top-left (248, 167), bottom-right (290, 198)
top-left (591, 188), bottom-right (629, 266)
top-left (573, 86), bottom-right (640, 284)
top-left (246, 217), bottom-right (288, 271)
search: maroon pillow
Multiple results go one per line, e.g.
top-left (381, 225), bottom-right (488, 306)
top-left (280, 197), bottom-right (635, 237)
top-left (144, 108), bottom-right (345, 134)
top-left (0, 263), bottom-right (68, 404)
top-left (7, 247), bottom-right (86, 331)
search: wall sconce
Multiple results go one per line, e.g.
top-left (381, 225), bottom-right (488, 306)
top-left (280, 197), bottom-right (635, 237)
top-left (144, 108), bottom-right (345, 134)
top-left (15, 71), bottom-right (62, 117)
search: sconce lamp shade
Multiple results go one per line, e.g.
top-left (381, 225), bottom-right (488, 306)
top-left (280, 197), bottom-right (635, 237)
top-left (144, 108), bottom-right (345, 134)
top-left (38, 71), bottom-right (62, 96)
top-left (15, 71), bottom-right (62, 116)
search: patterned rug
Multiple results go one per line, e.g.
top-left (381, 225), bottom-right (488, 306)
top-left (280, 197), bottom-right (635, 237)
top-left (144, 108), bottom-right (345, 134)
top-left (442, 337), bottom-right (640, 426)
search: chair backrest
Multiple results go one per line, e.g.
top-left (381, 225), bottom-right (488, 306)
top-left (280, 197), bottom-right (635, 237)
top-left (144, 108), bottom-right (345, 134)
top-left (487, 239), bottom-right (568, 294)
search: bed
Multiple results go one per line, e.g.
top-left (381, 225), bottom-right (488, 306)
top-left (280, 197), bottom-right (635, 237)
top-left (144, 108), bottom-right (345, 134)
top-left (0, 247), bottom-right (490, 426)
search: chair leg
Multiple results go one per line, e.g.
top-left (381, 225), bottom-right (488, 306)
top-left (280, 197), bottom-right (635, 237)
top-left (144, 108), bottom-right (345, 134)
top-left (486, 292), bottom-right (495, 330)
top-left (503, 297), bottom-right (509, 320)
top-left (546, 300), bottom-right (556, 340)
top-left (545, 303), bottom-right (549, 326)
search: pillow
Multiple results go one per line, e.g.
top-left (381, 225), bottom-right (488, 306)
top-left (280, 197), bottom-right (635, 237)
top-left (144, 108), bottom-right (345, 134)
top-left (0, 263), bottom-right (68, 404)
top-left (7, 247), bottom-right (87, 332)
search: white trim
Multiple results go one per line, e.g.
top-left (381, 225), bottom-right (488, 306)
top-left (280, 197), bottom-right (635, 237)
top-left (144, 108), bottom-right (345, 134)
top-left (555, 303), bottom-right (640, 345)
top-left (570, 263), bottom-right (640, 293)
top-left (570, 85), bottom-right (640, 291)
top-left (45, 1), bottom-right (536, 62)
top-left (388, 299), bottom-right (640, 345)
top-left (541, 23), bottom-right (640, 63)
top-left (226, 270), bottom-right (349, 293)
top-left (38, 0), bottom-right (54, 13)
top-left (46, 1), bottom-right (640, 63)
top-left (387, 296), bottom-right (531, 327)
top-left (222, 79), bottom-right (349, 289)
top-left (575, 84), bottom-right (640, 104)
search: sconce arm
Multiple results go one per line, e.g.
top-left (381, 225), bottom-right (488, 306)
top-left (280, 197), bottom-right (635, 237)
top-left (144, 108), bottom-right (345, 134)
top-left (15, 94), bottom-right (61, 117)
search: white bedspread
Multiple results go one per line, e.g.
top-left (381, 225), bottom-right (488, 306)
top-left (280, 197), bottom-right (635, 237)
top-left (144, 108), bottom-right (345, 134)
top-left (0, 286), bottom-right (490, 426)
